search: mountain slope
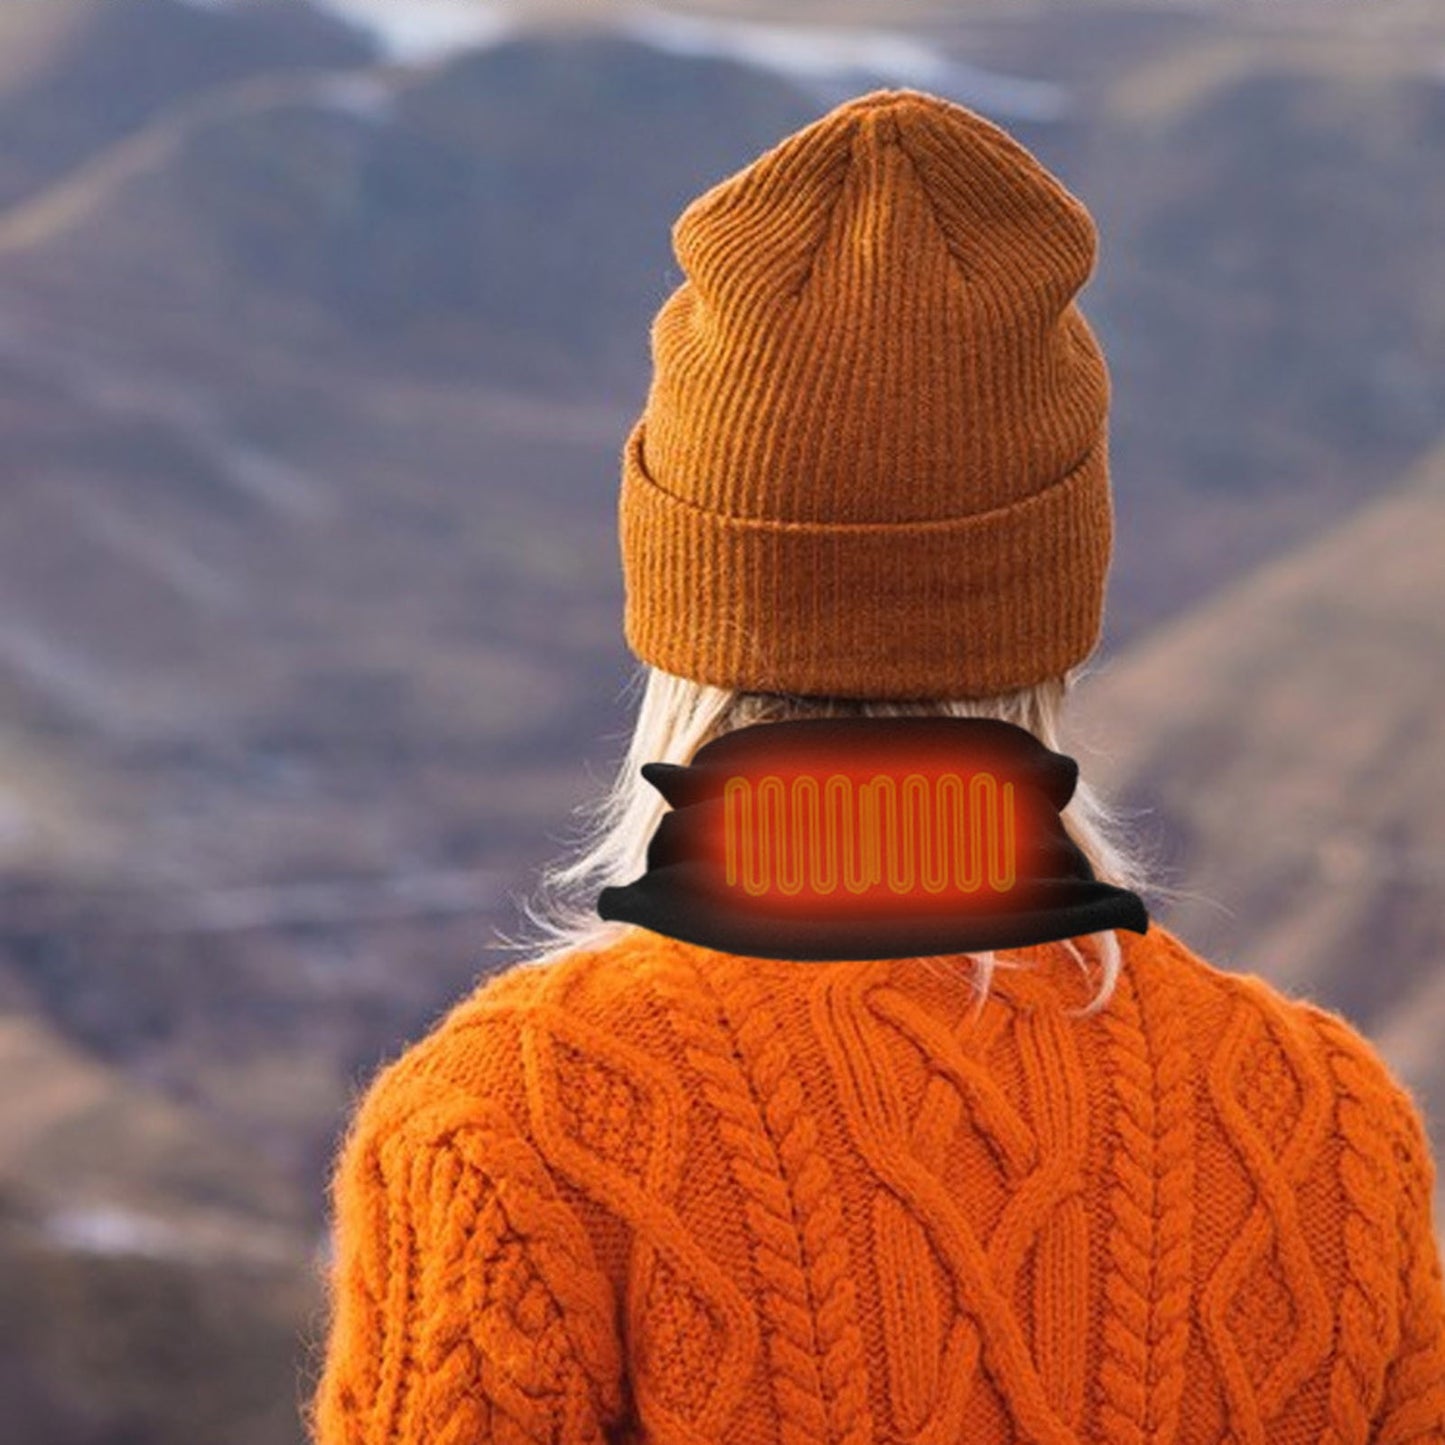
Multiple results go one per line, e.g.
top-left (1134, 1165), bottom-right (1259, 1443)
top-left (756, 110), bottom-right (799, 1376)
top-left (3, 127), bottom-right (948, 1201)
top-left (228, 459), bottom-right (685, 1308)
top-left (0, 31), bottom-right (833, 391)
top-left (0, 0), bottom-right (373, 212)
top-left (1064, 438), bottom-right (1445, 1102)
top-left (0, 1010), bottom-right (316, 1445)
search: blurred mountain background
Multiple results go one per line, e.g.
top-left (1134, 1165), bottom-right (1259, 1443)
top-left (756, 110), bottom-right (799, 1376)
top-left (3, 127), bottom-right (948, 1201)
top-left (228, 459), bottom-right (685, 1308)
top-left (0, 0), bottom-right (1440, 1440)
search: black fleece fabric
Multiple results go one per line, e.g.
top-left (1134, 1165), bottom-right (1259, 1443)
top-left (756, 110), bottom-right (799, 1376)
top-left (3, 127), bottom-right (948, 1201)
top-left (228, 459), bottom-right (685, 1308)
top-left (596, 716), bottom-right (1149, 962)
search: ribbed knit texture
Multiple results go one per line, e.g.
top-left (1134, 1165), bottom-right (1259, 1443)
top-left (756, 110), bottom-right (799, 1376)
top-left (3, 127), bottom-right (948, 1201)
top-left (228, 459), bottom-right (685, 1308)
top-left (308, 921), bottom-right (1445, 1444)
top-left (618, 87), bottom-right (1114, 700)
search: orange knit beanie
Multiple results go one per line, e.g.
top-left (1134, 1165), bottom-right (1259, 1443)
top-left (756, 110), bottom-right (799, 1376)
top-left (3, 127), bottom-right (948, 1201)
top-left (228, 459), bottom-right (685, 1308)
top-left (618, 86), bottom-right (1115, 701)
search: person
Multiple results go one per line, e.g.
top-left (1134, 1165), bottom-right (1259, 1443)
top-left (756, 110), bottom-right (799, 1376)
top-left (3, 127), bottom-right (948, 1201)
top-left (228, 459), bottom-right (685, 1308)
top-left (306, 87), bottom-right (1445, 1443)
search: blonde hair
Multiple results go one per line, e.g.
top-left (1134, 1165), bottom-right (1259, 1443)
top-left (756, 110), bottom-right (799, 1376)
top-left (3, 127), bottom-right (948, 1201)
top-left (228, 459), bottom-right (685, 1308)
top-left (489, 663), bottom-right (1182, 1020)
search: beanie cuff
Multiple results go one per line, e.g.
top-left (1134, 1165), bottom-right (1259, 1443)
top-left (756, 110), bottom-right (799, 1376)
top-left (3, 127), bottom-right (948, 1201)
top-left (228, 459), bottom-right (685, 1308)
top-left (619, 417), bottom-right (1113, 701)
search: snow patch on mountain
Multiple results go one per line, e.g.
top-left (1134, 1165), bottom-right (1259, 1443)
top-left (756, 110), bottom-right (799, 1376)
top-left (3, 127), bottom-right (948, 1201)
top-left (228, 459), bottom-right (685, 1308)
top-left (310, 0), bottom-right (517, 59)
top-left (307, 0), bottom-right (1071, 120)
top-left (618, 9), bottom-right (1070, 120)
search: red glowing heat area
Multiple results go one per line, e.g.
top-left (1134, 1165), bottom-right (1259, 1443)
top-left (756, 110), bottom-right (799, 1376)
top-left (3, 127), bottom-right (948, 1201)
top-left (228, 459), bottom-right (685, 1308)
top-left (694, 737), bottom-right (1053, 922)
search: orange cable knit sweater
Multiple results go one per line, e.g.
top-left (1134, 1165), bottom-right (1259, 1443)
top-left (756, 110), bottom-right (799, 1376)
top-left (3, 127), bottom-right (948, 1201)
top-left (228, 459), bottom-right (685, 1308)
top-left (307, 922), bottom-right (1445, 1444)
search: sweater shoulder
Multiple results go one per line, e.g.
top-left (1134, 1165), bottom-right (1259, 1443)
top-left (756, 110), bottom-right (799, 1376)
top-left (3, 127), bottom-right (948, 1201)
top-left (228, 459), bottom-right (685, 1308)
top-left (339, 944), bottom-right (625, 1146)
top-left (1289, 992), bottom-right (1436, 1155)
top-left (1134, 923), bottom-right (1429, 1155)
top-left (313, 948), bottom-right (629, 1445)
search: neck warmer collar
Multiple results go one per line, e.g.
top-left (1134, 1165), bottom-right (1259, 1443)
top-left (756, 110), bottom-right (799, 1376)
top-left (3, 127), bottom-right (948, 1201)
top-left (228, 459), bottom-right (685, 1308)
top-left (596, 716), bottom-right (1150, 962)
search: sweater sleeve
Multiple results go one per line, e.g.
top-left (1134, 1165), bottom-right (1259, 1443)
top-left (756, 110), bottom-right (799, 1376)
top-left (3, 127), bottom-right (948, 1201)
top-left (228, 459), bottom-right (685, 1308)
top-left (305, 1058), bottom-right (626, 1445)
top-left (1372, 1083), bottom-right (1445, 1444)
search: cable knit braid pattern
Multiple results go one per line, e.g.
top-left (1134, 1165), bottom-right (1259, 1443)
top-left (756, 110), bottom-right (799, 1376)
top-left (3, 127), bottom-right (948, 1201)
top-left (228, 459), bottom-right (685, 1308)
top-left (306, 921), bottom-right (1445, 1445)
top-left (307, 965), bottom-right (628, 1445)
